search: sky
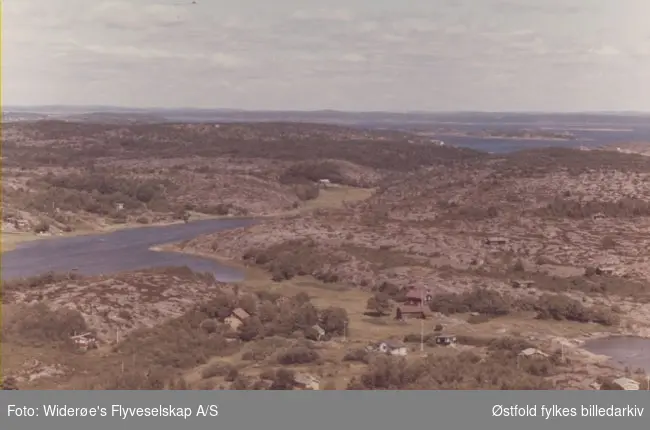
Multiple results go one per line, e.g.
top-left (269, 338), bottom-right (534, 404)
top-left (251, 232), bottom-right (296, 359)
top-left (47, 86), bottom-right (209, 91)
top-left (3, 0), bottom-right (650, 111)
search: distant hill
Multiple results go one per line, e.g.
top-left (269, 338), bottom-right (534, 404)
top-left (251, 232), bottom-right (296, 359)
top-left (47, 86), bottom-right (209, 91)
top-left (58, 112), bottom-right (168, 124)
top-left (4, 106), bottom-right (650, 129)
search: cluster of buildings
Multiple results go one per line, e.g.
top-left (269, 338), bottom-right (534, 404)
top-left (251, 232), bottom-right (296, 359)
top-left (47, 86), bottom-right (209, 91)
top-left (70, 332), bottom-right (98, 351)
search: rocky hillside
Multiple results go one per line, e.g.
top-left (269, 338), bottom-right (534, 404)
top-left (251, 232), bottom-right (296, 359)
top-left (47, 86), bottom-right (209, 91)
top-left (177, 147), bottom-right (650, 330)
top-left (3, 121), bottom-right (481, 234)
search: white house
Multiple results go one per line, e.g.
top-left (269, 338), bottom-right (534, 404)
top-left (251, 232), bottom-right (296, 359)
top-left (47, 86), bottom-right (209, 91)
top-left (318, 179), bottom-right (332, 188)
top-left (377, 340), bottom-right (408, 356)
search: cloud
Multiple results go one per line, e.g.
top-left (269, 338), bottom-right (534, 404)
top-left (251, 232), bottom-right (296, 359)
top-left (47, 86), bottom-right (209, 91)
top-left (92, 2), bottom-right (190, 29)
top-left (78, 44), bottom-right (245, 68)
top-left (340, 53), bottom-right (367, 63)
top-left (4, 0), bottom-right (650, 111)
top-left (589, 45), bottom-right (621, 56)
top-left (290, 9), bottom-right (354, 22)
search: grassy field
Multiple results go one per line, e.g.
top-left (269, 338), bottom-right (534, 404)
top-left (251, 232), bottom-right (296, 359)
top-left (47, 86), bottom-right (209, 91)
top-left (302, 186), bottom-right (375, 210)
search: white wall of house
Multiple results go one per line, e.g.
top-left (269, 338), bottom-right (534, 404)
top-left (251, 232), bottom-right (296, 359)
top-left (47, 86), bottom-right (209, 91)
top-left (389, 347), bottom-right (408, 356)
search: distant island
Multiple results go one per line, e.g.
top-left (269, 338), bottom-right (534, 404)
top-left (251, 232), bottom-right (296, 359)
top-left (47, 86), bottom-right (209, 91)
top-left (423, 128), bottom-right (578, 141)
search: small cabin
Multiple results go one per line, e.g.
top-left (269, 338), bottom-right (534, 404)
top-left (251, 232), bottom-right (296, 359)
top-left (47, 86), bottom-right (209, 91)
top-left (435, 334), bottom-right (457, 346)
top-left (511, 280), bottom-right (535, 289)
top-left (595, 266), bottom-right (615, 276)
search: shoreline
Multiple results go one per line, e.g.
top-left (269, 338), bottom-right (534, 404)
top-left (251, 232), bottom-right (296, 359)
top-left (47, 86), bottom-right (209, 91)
top-left (1, 185), bottom-right (374, 254)
top-left (430, 134), bottom-right (582, 142)
top-left (0, 213), bottom-right (262, 254)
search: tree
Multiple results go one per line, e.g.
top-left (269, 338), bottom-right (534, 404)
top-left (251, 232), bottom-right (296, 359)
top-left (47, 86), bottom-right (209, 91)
top-left (294, 302), bottom-right (319, 330)
top-left (237, 294), bottom-right (258, 316)
top-left (238, 316), bottom-right (263, 341)
top-left (258, 300), bottom-right (278, 323)
top-left (366, 293), bottom-right (392, 316)
top-left (599, 379), bottom-right (623, 390)
top-left (200, 293), bottom-right (237, 320)
top-left (320, 307), bottom-right (349, 336)
top-left (292, 292), bottom-right (311, 305)
top-left (269, 369), bottom-right (296, 390)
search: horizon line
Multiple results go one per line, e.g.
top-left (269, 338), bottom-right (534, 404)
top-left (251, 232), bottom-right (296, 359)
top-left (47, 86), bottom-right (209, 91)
top-left (4, 105), bottom-right (650, 115)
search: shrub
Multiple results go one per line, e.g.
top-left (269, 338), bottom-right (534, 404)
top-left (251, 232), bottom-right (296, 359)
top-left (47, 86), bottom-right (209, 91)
top-left (277, 347), bottom-right (320, 365)
top-left (467, 314), bottom-right (492, 324)
top-left (429, 288), bottom-right (512, 316)
top-left (268, 368), bottom-right (296, 390)
top-left (33, 221), bottom-right (50, 233)
top-left (294, 183), bottom-right (320, 201)
top-left (1, 376), bottom-right (19, 390)
top-left (201, 362), bottom-right (234, 379)
top-left (343, 348), bottom-right (371, 363)
top-left (238, 316), bottom-right (264, 341)
top-left (348, 348), bottom-right (555, 390)
top-left (366, 293), bottom-right (392, 316)
top-left (4, 303), bottom-right (88, 346)
top-left (534, 294), bottom-right (618, 325)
